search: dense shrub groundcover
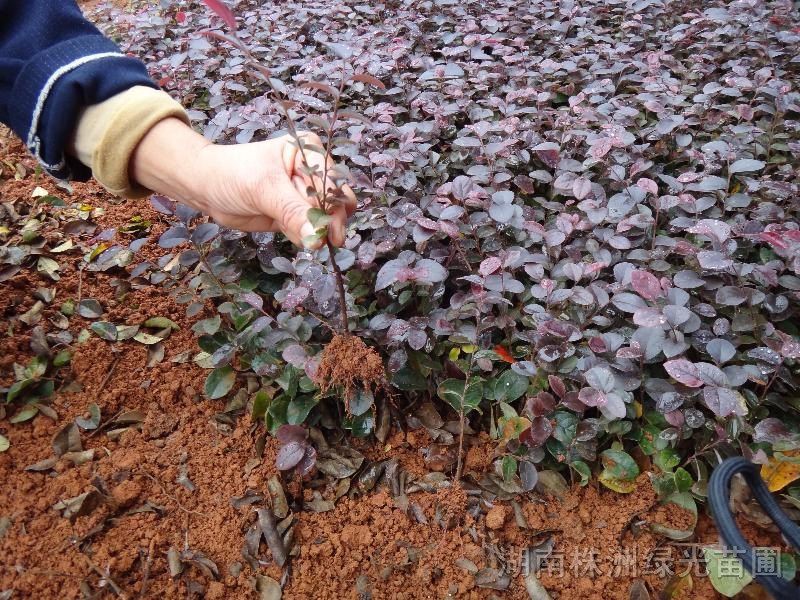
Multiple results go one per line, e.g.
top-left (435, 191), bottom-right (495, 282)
top-left (97, 0), bottom-right (800, 500)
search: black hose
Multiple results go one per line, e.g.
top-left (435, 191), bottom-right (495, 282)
top-left (708, 457), bottom-right (800, 599)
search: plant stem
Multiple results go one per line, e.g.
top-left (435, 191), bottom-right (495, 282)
top-left (326, 238), bottom-right (349, 332)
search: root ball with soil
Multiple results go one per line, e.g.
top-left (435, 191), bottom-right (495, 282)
top-left (315, 334), bottom-right (385, 413)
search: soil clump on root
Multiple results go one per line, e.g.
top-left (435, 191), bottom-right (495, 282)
top-left (315, 334), bottom-right (386, 411)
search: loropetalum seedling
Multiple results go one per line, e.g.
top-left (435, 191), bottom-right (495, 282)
top-left (197, 0), bottom-right (389, 416)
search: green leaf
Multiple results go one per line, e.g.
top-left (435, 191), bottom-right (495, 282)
top-left (437, 378), bottom-right (484, 414)
top-left (251, 390), bottom-right (269, 421)
top-left (344, 411), bottom-right (374, 437)
top-left (349, 388), bottom-right (374, 416)
top-left (703, 547), bottom-right (753, 597)
top-left (78, 299), bottom-right (103, 319)
top-left (307, 207), bottom-right (333, 229)
top-left (598, 471), bottom-right (637, 493)
top-left (7, 378), bottom-right (35, 403)
top-left (144, 316), bottom-right (179, 330)
top-left (674, 468), bottom-right (694, 493)
top-left (0, 434), bottom-right (8, 452)
top-left (25, 356), bottom-right (48, 379)
top-left (501, 455), bottom-right (517, 482)
top-left (266, 394), bottom-right (289, 433)
top-left (600, 448), bottom-right (640, 491)
top-left (91, 321), bottom-right (117, 341)
top-left (204, 366), bottom-right (236, 400)
top-left (287, 395), bottom-right (317, 424)
top-left (53, 349), bottom-right (71, 367)
top-left (391, 367), bottom-right (428, 391)
top-left (494, 369), bottom-right (528, 402)
top-left (655, 448), bottom-right (681, 472)
top-left (10, 404), bottom-right (39, 423)
top-left (192, 316), bottom-right (221, 335)
top-left (276, 366), bottom-right (300, 398)
top-left (600, 449), bottom-right (639, 481)
top-left (571, 461), bottom-right (591, 486)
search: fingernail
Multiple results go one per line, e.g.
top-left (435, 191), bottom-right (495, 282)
top-left (300, 222), bottom-right (318, 249)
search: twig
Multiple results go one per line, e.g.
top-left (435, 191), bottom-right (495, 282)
top-left (87, 406), bottom-right (124, 439)
top-left (140, 471), bottom-right (207, 518)
top-left (97, 355), bottom-right (121, 393)
top-left (84, 555), bottom-right (128, 599)
top-left (77, 265), bottom-right (84, 305)
top-left (137, 542), bottom-right (153, 599)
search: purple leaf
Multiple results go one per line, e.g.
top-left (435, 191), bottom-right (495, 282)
top-left (276, 424), bottom-right (307, 444)
top-left (413, 259), bottom-right (447, 284)
top-left (631, 270), bottom-right (663, 300)
top-left (663, 359), bottom-right (704, 388)
top-left (276, 441), bottom-right (306, 471)
top-left (150, 194), bottom-right (176, 215)
top-left (282, 286), bottom-right (309, 310)
top-left (479, 257), bottom-right (502, 277)
top-left (520, 416), bottom-right (553, 447)
top-left (703, 386), bottom-right (748, 417)
top-left (578, 387), bottom-right (607, 408)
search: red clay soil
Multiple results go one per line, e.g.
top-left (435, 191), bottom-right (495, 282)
top-left (0, 130), bottom-right (790, 600)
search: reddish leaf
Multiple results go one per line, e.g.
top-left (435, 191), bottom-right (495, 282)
top-left (520, 416), bottom-right (553, 447)
top-left (276, 441), bottom-right (305, 471)
top-left (663, 359), bottom-right (704, 388)
top-left (201, 0), bottom-right (237, 30)
top-left (351, 73), bottom-right (386, 90)
top-left (276, 424), bottom-right (307, 444)
top-left (548, 375), bottom-right (566, 399)
top-left (479, 257), bottom-right (502, 277)
top-left (578, 387), bottom-right (607, 407)
top-left (494, 345), bottom-right (515, 363)
top-left (630, 270), bottom-right (664, 300)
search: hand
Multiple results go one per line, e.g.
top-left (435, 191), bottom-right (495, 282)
top-left (129, 119), bottom-right (356, 247)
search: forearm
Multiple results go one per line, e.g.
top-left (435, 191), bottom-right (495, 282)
top-left (128, 117), bottom-right (212, 209)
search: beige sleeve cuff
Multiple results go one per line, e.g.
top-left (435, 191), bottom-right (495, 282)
top-left (72, 86), bottom-right (189, 198)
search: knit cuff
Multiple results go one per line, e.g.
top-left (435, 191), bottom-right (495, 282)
top-left (72, 86), bottom-right (189, 197)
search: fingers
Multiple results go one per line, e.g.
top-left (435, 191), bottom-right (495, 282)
top-left (278, 178), bottom-right (319, 248)
top-left (279, 131), bottom-right (355, 248)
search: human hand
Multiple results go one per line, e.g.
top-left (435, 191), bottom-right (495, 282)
top-left (194, 130), bottom-right (356, 247)
top-left (129, 119), bottom-right (356, 247)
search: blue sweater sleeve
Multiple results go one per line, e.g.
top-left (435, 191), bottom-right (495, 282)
top-left (0, 0), bottom-right (158, 180)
